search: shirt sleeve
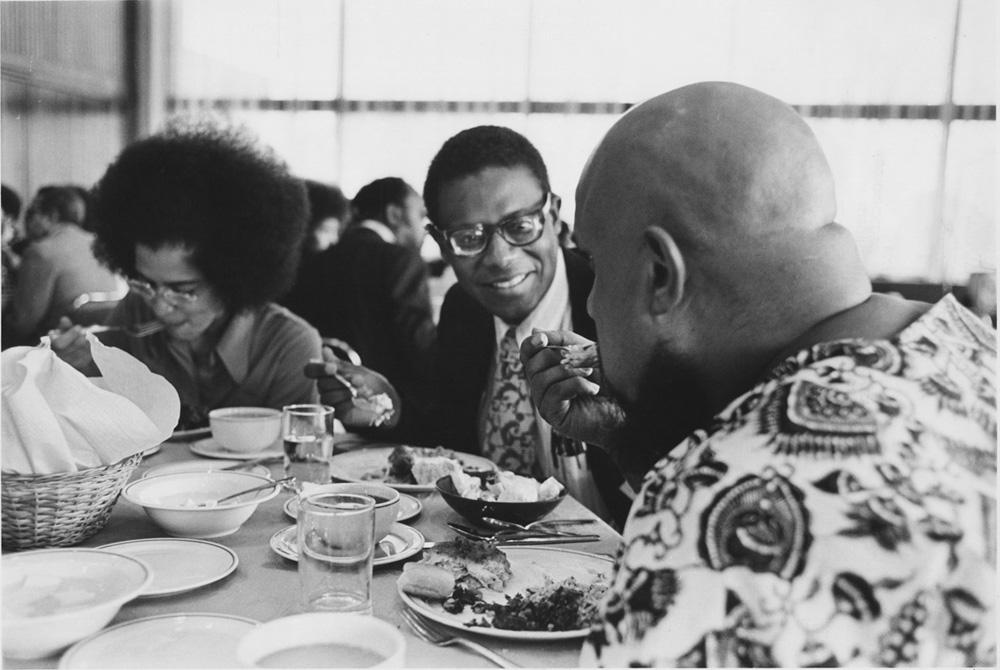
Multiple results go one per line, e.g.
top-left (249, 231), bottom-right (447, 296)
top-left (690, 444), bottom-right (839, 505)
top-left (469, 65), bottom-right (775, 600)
top-left (256, 308), bottom-right (322, 407)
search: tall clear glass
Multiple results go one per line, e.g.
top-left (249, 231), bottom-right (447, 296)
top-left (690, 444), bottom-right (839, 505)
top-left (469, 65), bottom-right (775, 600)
top-left (282, 404), bottom-right (335, 486)
top-left (298, 492), bottom-right (375, 615)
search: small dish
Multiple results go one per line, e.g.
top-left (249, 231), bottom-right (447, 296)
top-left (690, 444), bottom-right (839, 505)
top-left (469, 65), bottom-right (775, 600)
top-left (437, 475), bottom-right (566, 526)
top-left (270, 523), bottom-right (424, 566)
top-left (283, 491), bottom-right (422, 523)
top-left (142, 444), bottom-right (161, 457)
top-left (97, 538), bottom-right (239, 597)
top-left (3, 549), bottom-right (151, 659)
top-left (238, 612), bottom-right (405, 668)
top-left (123, 471), bottom-right (278, 538)
top-left (143, 459), bottom-right (270, 479)
top-left (189, 437), bottom-right (282, 461)
top-left (58, 612), bottom-right (259, 668)
top-left (208, 406), bottom-right (281, 454)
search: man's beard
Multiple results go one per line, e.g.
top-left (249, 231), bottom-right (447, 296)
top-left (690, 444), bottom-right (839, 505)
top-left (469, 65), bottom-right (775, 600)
top-left (602, 343), bottom-right (714, 483)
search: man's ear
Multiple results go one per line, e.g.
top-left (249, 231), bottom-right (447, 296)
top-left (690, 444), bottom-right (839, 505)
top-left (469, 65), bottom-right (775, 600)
top-left (384, 203), bottom-right (403, 227)
top-left (642, 226), bottom-right (685, 314)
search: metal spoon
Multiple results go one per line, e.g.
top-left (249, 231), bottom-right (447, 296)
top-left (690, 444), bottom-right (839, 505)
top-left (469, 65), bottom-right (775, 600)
top-left (198, 476), bottom-right (292, 507)
top-left (480, 516), bottom-right (596, 533)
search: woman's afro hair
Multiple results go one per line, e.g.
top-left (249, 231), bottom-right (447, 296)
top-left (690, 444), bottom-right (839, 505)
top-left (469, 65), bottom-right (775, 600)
top-left (91, 122), bottom-right (308, 312)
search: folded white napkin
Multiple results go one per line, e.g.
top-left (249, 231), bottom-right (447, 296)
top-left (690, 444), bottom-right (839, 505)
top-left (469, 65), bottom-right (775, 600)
top-left (1, 334), bottom-right (180, 474)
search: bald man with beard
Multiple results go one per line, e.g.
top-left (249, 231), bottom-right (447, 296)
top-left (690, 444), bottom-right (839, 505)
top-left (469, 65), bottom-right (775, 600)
top-left (521, 82), bottom-right (996, 667)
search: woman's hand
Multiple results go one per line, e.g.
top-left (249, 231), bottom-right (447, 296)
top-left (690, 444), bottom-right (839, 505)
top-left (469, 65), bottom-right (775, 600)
top-left (47, 317), bottom-right (97, 374)
top-left (304, 348), bottom-right (401, 430)
top-left (520, 329), bottom-right (625, 447)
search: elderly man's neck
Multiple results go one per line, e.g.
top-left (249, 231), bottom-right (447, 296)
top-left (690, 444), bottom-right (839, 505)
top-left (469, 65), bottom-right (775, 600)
top-left (694, 255), bottom-right (928, 413)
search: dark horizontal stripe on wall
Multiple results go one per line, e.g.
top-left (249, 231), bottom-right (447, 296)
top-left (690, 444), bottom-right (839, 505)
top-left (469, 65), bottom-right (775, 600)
top-left (2, 96), bottom-right (125, 113)
top-left (166, 97), bottom-right (996, 121)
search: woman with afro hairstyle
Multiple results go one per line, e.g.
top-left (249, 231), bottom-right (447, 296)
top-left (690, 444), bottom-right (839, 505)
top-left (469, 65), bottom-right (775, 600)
top-left (50, 124), bottom-right (321, 430)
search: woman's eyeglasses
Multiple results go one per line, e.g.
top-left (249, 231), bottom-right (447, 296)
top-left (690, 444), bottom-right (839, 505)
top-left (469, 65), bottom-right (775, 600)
top-left (428, 192), bottom-right (553, 257)
top-left (126, 278), bottom-right (200, 306)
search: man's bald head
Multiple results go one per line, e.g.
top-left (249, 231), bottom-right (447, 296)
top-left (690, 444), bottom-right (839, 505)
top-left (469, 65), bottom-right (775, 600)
top-left (581, 82), bottom-right (836, 253)
top-left (576, 82), bottom-right (870, 407)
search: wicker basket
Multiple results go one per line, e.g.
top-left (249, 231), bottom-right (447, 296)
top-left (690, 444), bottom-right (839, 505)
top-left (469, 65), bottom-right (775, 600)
top-left (2, 452), bottom-right (143, 550)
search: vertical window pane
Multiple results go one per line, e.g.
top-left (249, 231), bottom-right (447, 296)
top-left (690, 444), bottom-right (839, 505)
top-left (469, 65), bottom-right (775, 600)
top-left (811, 119), bottom-right (944, 280)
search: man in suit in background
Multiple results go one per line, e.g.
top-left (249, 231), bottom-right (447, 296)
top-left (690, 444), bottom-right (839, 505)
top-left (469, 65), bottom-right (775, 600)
top-left (310, 127), bottom-right (631, 527)
top-left (289, 177), bottom-right (437, 417)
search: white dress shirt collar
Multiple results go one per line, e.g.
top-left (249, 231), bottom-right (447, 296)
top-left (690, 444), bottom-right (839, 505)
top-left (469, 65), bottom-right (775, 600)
top-left (356, 219), bottom-right (397, 244)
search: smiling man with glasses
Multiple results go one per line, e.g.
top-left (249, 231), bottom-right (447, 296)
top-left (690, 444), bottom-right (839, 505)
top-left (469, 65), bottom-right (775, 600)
top-left (310, 125), bottom-right (631, 527)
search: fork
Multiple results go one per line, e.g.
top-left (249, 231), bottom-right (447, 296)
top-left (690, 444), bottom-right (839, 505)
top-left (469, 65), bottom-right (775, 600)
top-left (401, 608), bottom-right (519, 668)
top-left (85, 320), bottom-right (164, 338)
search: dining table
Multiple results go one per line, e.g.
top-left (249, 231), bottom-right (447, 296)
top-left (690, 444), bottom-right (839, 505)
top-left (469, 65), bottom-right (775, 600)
top-left (6, 435), bottom-right (624, 669)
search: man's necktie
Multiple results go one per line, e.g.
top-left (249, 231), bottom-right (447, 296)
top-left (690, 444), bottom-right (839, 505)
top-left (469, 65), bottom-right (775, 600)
top-left (483, 327), bottom-right (538, 475)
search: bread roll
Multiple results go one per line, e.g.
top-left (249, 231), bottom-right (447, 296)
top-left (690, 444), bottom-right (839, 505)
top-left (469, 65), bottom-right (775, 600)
top-left (398, 563), bottom-right (455, 599)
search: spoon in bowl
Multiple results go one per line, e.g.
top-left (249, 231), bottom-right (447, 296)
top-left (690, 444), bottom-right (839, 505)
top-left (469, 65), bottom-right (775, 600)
top-left (197, 476), bottom-right (293, 507)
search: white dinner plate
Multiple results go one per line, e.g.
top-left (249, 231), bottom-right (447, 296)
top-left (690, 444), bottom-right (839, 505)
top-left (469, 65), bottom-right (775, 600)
top-left (270, 522), bottom-right (425, 567)
top-left (328, 446), bottom-right (496, 492)
top-left (58, 612), bottom-right (258, 669)
top-left (283, 492), bottom-right (422, 523)
top-left (97, 538), bottom-right (239, 597)
top-left (143, 459), bottom-right (271, 479)
top-left (398, 547), bottom-right (613, 641)
top-left (189, 437), bottom-right (282, 461)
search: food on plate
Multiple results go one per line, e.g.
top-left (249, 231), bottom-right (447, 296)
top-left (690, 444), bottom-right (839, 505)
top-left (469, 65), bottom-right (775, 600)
top-left (449, 469), bottom-right (564, 502)
top-left (364, 445), bottom-right (463, 485)
top-left (398, 536), bottom-right (511, 593)
top-left (397, 564), bottom-right (455, 599)
top-left (397, 537), bottom-right (610, 633)
top-left (464, 575), bottom-right (609, 632)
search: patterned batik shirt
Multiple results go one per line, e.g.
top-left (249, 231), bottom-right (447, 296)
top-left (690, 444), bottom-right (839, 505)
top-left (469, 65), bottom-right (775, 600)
top-left (582, 295), bottom-right (996, 667)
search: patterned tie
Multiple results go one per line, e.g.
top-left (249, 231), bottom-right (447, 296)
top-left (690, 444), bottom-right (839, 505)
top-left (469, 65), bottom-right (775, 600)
top-left (483, 327), bottom-right (538, 476)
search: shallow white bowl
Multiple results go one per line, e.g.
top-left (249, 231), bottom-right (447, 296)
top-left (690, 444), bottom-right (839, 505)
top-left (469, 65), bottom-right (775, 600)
top-left (123, 471), bottom-right (279, 538)
top-left (208, 407), bottom-right (281, 454)
top-left (2, 548), bottom-right (151, 660)
top-left (237, 612), bottom-right (405, 668)
top-left (299, 482), bottom-right (400, 541)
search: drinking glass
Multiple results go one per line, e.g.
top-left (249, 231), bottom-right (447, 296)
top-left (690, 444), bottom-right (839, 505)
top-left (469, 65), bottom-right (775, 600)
top-left (282, 404), bottom-right (335, 486)
top-left (297, 493), bottom-right (375, 615)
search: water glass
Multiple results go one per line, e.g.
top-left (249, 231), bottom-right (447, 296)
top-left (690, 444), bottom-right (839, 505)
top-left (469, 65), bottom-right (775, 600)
top-left (297, 493), bottom-right (375, 615)
top-left (282, 404), bottom-right (335, 486)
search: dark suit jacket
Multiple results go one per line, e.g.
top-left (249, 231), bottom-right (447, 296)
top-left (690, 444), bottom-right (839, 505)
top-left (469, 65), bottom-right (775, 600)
top-left (394, 247), bottom-right (631, 526)
top-left (281, 227), bottom-right (436, 405)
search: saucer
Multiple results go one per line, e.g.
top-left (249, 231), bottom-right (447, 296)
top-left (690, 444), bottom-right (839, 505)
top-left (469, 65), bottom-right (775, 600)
top-left (283, 492), bottom-right (422, 523)
top-left (97, 538), bottom-right (238, 597)
top-left (59, 613), bottom-right (258, 668)
top-left (270, 523), bottom-right (424, 566)
top-left (189, 437), bottom-right (282, 461)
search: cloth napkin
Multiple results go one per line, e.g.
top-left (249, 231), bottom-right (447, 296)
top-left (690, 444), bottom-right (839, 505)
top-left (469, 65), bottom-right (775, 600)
top-left (1, 334), bottom-right (180, 474)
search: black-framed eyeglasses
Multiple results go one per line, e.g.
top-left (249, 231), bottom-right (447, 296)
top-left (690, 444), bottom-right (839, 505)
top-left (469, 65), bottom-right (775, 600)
top-left (428, 192), bottom-right (553, 257)
top-left (126, 278), bottom-right (200, 306)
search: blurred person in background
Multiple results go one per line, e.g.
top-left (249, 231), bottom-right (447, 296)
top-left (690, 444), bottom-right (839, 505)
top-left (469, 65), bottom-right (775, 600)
top-left (6, 185), bottom-right (122, 345)
top-left (303, 179), bottom-right (350, 254)
top-left (49, 124), bottom-right (321, 430)
top-left (286, 176), bottom-right (436, 423)
top-left (2, 183), bottom-right (23, 310)
top-left (308, 128), bottom-right (631, 527)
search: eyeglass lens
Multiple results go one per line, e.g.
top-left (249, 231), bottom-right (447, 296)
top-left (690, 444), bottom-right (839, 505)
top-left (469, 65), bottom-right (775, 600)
top-left (449, 193), bottom-right (550, 255)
